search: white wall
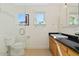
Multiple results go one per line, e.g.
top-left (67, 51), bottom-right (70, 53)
top-left (59, 3), bottom-right (79, 35)
top-left (0, 3), bottom-right (61, 49)
top-left (25, 4), bottom-right (61, 49)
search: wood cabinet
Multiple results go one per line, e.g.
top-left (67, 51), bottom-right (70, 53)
top-left (59, 42), bottom-right (68, 56)
top-left (49, 36), bottom-right (60, 56)
top-left (68, 48), bottom-right (79, 56)
top-left (49, 36), bottom-right (79, 56)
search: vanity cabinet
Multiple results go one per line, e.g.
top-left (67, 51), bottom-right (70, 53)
top-left (49, 36), bottom-right (60, 56)
top-left (49, 36), bottom-right (79, 56)
top-left (59, 42), bottom-right (68, 56)
top-left (68, 48), bottom-right (79, 56)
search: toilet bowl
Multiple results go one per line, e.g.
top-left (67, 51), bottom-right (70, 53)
top-left (0, 36), bottom-right (7, 56)
top-left (10, 36), bottom-right (25, 56)
top-left (11, 42), bottom-right (25, 56)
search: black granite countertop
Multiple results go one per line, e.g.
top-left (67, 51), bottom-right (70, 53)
top-left (49, 32), bottom-right (79, 53)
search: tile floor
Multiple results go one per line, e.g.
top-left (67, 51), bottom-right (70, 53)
top-left (24, 49), bottom-right (52, 56)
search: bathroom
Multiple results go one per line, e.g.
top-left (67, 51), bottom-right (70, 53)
top-left (0, 3), bottom-right (79, 56)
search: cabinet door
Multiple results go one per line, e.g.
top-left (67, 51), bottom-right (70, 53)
top-left (52, 39), bottom-right (57, 56)
top-left (49, 37), bottom-right (54, 55)
top-left (68, 48), bottom-right (79, 56)
top-left (60, 43), bottom-right (68, 56)
top-left (49, 37), bottom-right (58, 56)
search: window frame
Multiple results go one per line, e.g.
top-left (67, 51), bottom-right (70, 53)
top-left (34, 12), bottom-right (46, 25)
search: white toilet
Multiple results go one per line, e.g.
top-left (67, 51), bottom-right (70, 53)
top-left (0, 36), bottom-right (7, 56)
top-left (10, 35), bottom-right (25, 56)
top-left (0, 35), bottom-right (25, 56)
top-left (11, 42), bottom-right (25, 56)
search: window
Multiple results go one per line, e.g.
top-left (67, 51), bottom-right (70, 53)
top-left (17, 13), bottom-right (29, 26)
top-left (68, 15), bottom-right (79, 25)
top-left (18, 13), bottom-right (25, 23)
top-left (67, 3), bottom-right (79, 25)
top-left (35, 12), bottom-right (45, 25)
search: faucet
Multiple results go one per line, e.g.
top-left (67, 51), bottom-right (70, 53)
top-left (75, 32), bottom-right (79, 36)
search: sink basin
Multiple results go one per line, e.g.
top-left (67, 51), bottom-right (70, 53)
top-left (74, 47), bottom-right (79, 51)
top-left (68, 38), bottom-right (79, 43)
